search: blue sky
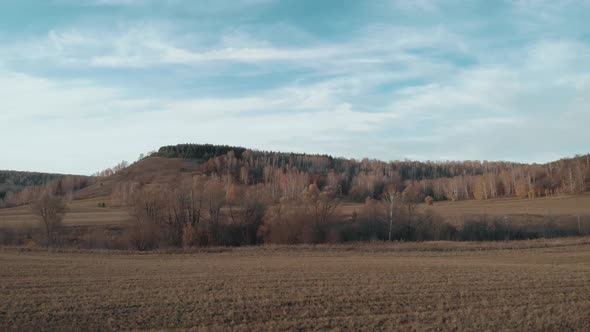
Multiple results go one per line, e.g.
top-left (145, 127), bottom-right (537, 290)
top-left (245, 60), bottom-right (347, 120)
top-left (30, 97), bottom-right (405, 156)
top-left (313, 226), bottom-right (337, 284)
top-left (1, 0), bottom-right (589, 174)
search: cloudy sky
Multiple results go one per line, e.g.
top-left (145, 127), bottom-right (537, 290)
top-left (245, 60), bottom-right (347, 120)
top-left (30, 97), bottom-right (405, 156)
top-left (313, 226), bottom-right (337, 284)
top-left (1, 0), bottom-right (589, 174)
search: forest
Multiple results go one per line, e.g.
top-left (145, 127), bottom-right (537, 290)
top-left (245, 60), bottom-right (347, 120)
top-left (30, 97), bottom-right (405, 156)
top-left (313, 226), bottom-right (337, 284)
top-left (0, 173), bottom-right (93, 208)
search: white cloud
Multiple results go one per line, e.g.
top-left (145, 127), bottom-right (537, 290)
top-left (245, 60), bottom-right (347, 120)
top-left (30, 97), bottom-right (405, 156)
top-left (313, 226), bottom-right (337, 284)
top-left (0, 73), bottom-right (120, 120)
top-left (2, 1), bottom-right (590, 172)
top-left (3, 23), bottom-right (465, 73)
top-left (380, 38), bottom-right (590, 162)
top-left (0, 72), bottom-right (398, 174)
top-left (4, 37), bottom-right (590, 172)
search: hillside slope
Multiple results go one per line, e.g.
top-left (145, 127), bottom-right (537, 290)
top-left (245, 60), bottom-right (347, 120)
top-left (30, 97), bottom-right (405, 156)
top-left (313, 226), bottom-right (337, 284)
top-left (74, 157), bottom-right (202, 199)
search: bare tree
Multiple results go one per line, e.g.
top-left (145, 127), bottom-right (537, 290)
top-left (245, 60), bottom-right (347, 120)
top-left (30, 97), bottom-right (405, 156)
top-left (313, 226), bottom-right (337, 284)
top-left (189, 175), bottom-right (207, 226)
top-left (30, 193), bottom-right (67, 245)
top-left (128, 185), bottom-right (167, 250)
top-left (402, 184), bottom-right (422, 224)
top-left (205, 177), bottom-right (225, 225)
top-left (382, 189), bottom-right (399, 241)
top-left (302, 184), bottom-right (339, 224)
top-left (225, 182), bottom-right (244, 224)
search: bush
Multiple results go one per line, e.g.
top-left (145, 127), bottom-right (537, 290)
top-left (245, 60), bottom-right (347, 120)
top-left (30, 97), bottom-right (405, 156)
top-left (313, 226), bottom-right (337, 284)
top-left (459, 215), bottom-right (541, 241)
top-left (126, 221), bottom-right (161, 251)
top-left (415, 210), bottom-right (457, 241)
top-left (258, 205), bottom-right (324, 244)
top-left (79, 227), bottom-right (127, 250)
top-left (181, 223), bottom-right (196, 248)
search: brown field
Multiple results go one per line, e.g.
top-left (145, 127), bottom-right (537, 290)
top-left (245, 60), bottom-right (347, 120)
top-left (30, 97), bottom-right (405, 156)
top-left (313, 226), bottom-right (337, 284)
top-left (3, 194), bottom-right (590, 229)
top-left (1, 238), bottom-right (590, 331)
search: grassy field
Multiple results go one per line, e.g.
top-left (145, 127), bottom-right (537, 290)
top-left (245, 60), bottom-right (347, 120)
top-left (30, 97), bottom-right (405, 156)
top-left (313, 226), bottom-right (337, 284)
top-left (0, 197), bottom-right (130, 228)
top-left (1, 238), bottom-right (590, 331)
top-left (342, 194), bottom-right (590, 226)
top-left (420, 194), bottom-right (590, 224)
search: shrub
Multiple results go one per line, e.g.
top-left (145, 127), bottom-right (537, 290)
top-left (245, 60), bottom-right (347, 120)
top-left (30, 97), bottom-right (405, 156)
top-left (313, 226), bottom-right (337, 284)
top-left (126, 221), bottom-right (161, 251)
top-left (181, 223), bottom-right (196, 248)
top-left (459, 215), bottom-right (541, 241)
top-left (259, 205), bottom-right (324, 244)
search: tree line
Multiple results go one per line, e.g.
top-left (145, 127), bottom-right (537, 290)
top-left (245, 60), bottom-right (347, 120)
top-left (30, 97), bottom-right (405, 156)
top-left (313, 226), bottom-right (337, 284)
top-left (0, 170), bottom-right (65, 200)
top-left (6, 182), bottom-right (586, 248)
top-left (0, 175), bottom-right (93, 208)
top-left (109, 172), bottom-right (588, 250)
top-left (109, 175), bottom-right (458, 250)
top-left (0, 160), bottom-right (131, 208)
top-left (154, 144), bottom-right (590, 203)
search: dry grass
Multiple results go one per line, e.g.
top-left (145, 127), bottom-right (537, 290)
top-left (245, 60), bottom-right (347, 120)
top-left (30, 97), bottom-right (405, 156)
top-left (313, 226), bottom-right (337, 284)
top-left (74, 157), bottom-right (202, 200)
top-left (1, 238), bottom-right (590, 331)
top-left (421, 194), bottom-right (590, 225)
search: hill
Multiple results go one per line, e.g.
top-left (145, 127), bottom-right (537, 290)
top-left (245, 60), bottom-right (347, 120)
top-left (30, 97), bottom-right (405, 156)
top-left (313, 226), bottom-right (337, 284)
top-left (74, 157), bottom-right (203, 199)
top-left (114, 144), bottom-right (590, 203)
top-left (6, 144), bottom-right (589, 205)
top-left (61, 143), bottom-right (590, 207)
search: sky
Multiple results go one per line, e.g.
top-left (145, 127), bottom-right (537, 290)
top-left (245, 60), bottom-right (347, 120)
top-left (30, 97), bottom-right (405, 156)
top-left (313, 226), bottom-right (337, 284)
top-left (1, 0), bottom-right (589, 175)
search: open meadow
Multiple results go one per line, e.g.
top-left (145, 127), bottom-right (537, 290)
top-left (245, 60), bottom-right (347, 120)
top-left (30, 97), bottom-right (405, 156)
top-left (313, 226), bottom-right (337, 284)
top-left (0, 197), bottom-right (130, 228)
top-left (1, 238), bottom-right (590, 331)
top-left (417, 194), bottom-right (590, 225)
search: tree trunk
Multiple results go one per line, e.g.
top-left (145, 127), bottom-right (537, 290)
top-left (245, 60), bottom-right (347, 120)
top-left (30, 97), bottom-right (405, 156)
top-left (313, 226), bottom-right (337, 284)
top-left (388, 199), bottom-right (393, 241)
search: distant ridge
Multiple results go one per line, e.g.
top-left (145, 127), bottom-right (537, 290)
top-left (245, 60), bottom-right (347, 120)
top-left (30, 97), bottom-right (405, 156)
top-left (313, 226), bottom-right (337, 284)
top-left (3, 143), bottom-right (589, 204)
top-left (0, 170), bottom-right (68, 200)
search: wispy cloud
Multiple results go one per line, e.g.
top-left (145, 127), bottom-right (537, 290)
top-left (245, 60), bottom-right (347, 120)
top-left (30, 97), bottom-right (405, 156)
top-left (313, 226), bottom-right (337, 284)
top-left (1, 0), bottom-right (589, 173)
top-left (4, 23), bottom-right (465, 70)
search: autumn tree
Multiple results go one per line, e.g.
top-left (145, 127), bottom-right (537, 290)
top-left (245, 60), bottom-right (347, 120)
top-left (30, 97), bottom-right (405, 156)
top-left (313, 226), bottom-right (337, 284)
top-left (515, 178), bottom-right (529, 199)
top-left (472, 176), bottom-right (486, 200)
top-left (499, 170), bottom-right (513, 196)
